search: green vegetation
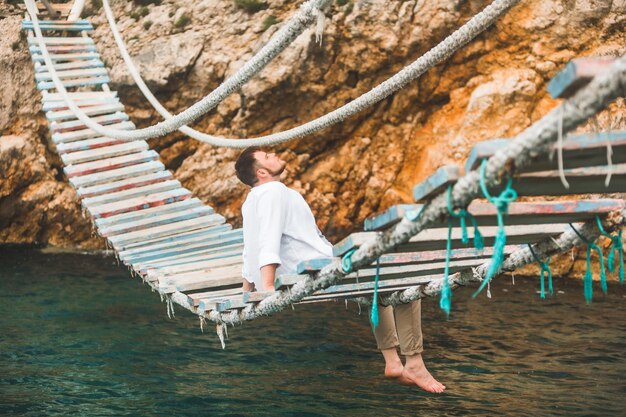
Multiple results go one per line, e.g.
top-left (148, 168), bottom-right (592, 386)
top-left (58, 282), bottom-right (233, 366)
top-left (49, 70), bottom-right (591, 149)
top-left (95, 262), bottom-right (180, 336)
top-left (11, 41), bottom-right (20, 51)
top-left (133, 0), bottom-right (161, 5)
top-left (234, 0), bottom-right (268, 14)
top-left (262, 15), bottom-right (279, 31)
top-left (336, 0), bottom-right (349, 6)
top-left (174, 14), bottom-right (191, 28)
top-left (130, 6), bottom-right (150, 20)
top-left (143, 20), bottom-right (153, 30)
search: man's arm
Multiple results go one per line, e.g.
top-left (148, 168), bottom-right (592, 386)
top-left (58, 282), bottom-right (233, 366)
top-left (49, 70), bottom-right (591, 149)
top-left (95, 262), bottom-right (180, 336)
top-left (257, 188), bottom-right (285, 291)
top-left (260, 264), bottom-right (278, 291)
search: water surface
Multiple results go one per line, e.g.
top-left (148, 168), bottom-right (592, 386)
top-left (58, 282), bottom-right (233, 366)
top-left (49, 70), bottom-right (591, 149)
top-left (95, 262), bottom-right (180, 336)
top-left (1, 247), bottom-right (624, 416)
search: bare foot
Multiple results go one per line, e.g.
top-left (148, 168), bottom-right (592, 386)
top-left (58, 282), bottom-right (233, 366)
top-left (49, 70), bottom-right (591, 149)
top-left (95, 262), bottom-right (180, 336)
top-left (398, 354), bottom-right (446, 393)
top-left (384, 362), bottom-right (404, 378)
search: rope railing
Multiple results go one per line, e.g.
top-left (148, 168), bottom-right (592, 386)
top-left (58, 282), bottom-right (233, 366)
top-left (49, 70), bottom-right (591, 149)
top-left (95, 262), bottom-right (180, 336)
top-left (24, 0), bottom-right (331, 140)
top-left (201, 55), bottom-right (626, 326)
top-left (30, 0), bottom-right (520, 145)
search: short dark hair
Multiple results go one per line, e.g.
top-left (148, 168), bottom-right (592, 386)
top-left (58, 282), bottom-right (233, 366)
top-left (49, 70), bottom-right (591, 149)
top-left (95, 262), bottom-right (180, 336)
top-left (235, 146), bottom-right (261, 187)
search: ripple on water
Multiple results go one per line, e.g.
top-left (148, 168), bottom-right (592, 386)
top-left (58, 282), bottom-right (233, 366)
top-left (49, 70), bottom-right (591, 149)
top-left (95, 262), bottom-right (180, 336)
top-left (0, 248), bottom-right (625, 416)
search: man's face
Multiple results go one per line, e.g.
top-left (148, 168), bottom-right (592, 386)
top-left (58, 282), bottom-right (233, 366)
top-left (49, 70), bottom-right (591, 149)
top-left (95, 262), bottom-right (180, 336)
top-left (254, 151), bottom-right (287, 178)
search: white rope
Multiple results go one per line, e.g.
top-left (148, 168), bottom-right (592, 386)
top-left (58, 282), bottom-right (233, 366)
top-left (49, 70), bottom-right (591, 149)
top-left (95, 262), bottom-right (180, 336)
top-left (32, 0), bottom-right (520, 146)
top-left (24, 0), bottom-right (330, 142)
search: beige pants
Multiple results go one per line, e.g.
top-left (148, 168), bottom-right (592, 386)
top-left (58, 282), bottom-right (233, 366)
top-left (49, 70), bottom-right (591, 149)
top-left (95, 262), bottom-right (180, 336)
top-left (372, 300), bottom-right (423, 356)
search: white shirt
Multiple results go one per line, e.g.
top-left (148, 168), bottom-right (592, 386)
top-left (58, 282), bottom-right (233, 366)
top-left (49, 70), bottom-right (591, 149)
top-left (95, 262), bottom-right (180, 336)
top-left (241, 181), bottom-right (333, 289)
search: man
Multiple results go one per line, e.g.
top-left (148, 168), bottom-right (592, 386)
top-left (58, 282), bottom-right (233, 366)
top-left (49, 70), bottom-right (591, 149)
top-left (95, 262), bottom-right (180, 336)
top-left (235, 147), bottom-right (445, 393)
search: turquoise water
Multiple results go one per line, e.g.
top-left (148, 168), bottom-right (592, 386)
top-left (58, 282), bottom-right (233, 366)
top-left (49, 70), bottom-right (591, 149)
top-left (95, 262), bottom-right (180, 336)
top-left (0, 247), bottom-right (624, 416)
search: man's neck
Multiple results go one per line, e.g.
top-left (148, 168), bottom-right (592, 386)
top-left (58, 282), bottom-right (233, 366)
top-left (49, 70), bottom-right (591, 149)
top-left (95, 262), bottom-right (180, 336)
top-left (255, 177), bottom-right (281, 187)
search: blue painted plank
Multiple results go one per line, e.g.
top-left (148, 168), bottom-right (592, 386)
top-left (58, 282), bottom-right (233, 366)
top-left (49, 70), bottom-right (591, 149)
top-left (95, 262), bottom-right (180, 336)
top-left (82, 179), bottom-right (181, 208)
top-left (93, 197), bottom-right (202, 227)
top-left (38, 76), bottom-right (110, 90)
top-left (412, 165), bottom-right (462, 202)
top-left (53, 121), bottom-right (135, 144)
top-left (547, 57), bottom-right (615, 99)
top-left (364, 204), bottom-right (422, 231)
top-left (31, 52), bottom-right (101, 62)
top-left (37, 59), bottom-right (105, 74)
top-left (464, 138), bottom-right (510, 173)
top-left (47, 102), bottom-right (124, 120)
top-left (30, 44), bottom-right (98, 54)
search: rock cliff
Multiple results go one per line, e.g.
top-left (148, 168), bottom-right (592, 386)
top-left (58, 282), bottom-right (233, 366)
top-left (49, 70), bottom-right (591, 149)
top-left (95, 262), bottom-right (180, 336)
top-left (0, 0), bottom-right (624, 278)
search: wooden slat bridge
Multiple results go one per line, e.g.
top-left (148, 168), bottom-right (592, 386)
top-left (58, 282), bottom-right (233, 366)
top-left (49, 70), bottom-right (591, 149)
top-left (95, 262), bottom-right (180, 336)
top-left (23, 3), bottom-right (626, 326)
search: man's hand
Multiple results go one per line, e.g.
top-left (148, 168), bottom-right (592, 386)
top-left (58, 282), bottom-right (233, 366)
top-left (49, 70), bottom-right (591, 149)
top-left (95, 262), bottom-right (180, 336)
top-left (260, 264), bottom-right (278, 291)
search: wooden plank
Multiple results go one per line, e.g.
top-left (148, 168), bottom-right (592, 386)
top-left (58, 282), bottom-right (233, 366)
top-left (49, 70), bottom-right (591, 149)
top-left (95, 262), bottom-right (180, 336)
top-left (297, 245), bottom-right (522, 274)
top-left (36, 59), bottom-right (104, 73)
top-left (30, 45), bottom-right (98, 55)
top-left (56, 136), bottom-right (132, 154)
top-left (47, 103), bottom-right (124, 121)
top-left (187, 288), bottom-right (243, 307)
top-left (69, 161), bottom-right (166, 188)
top-left (42, 91), bottom-right (117, 102)
top-left (52, 121), bottom-right (135, 144)
top-left (82, 179), bottom-right (181, 208)
top-left (159, 265), bottom-right (243, 294)
top-left (107, 214), bottom-right (225, 248)
top-left (36, 66), bottom-right (107, 81)
top-left (305, 275), bottom-right (436, 300)
top-left (22, 21), bottom-right (94, 31)
top-left (364, 204), bottom-right (422, 231)
top-left (137, 244), bottom-right (243, 275)
top-left (123, 231), bottom-right (241, 266)
top-left (333, 223), bottom-right (568, 256)
top-left (412, 165), bottom-right (462, 202)
top-left (28, 37), bottom-right (94, 46)
top-left (243, 291), bottom-right (276, 303)
top-left (275, 274), bottom-right (305, 289)
top-left (94, 197), bottom-right (202, 227)
top-left (514, 164), bottom-right (626, 196)
top-left (30, 51), bottom-right (101, 62)
top-left (62, 141), bottom-right (148, 166)
top-left (145, 251), bottom-right (242, 279)
top-left (547, 57), bottom-right (616, 99)
top-left (216, 296), bottom-right (247, 312)
top-left (119, 228), bottom-right (240, 262)
top-left (64, 150), bottom-right (158, 178)
top-left (87, 188), bottom-right (192, 219)
top-left (38, 76), bottom-right (111, 90)
top-left (52, 113), bottom-right (129, 134)
top-left (465, 132), bottom-right (626, 173)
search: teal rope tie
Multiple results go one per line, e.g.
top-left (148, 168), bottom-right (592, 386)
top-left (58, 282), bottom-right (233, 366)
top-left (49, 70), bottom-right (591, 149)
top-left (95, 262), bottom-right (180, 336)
top-left (371, 257), bottom-right (381, 330)
top-left (446, 185), bottom-right (484, 250)
top-left (341, 248), bottom-right (358, 273)
top-left (595, 216), bottom-right (625, 285)
top-left (569, 223), bottom-right (607, 303)
top-left (527, 244), bottom-right (553, 299)
top-left (440, 217), bottom-right (454, 317)
top-left (473, 159), bottom-right (518, 298)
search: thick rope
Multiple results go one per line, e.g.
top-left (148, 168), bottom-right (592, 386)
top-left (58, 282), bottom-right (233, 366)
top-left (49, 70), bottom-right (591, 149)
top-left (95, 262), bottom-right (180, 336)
top-left (31, 0), bottom-right (520, 144)
top-left (199, 56), bottom-right (626, 325)
top-left (24, 0), bottom-right (330, 140)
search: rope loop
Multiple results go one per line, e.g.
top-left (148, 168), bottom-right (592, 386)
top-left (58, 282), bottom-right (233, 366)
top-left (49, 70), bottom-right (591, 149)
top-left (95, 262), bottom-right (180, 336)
top-left (446, 185), bottom-right (484, 249)
top-left (528, 244), bottom-right (553, 299)
top-left (341, 248), bottom-right (358, 273)
top-left (595, 216), bottom-right (624, 284)
top-left (473, 159), bottom-right (518, 298)
top-left (569, 223), bottom-right (607, 303)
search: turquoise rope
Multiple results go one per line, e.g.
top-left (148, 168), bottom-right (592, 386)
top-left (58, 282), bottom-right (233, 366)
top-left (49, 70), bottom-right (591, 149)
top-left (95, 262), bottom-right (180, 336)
top-left (528, 244), bottom-right (553, 299)
top-left (446, 185), bottom-right (484, 250)
top-left (440, 218), bottom-right (453, 317)
top-left (371, 257), bottom-right (381, 329)
top-left (473, 159), bottom-right (517, 298)
top-left (569, 223), bottom-right (607, 303)
top-left (595, 216), bottom-right (625, 284)
top-left (341, 248), bottom-right (358, 273)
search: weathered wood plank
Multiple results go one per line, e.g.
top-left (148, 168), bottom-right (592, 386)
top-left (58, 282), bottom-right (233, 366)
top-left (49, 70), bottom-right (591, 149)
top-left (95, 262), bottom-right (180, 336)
top-left (243, 291), bottom-right (276, 303)
top-left (82, 179), bottom-right (181, 208)
top-left (68, 161), bottom-right (165, 188)
top-left (35, 67), bottom-right (107, 81)
top-left (42, 91), bottom-right (117, 102)
top-left (46, 102), bottom-right (123, 120)
top-left (56, 136), bottom-right (133, 154)
top-left (186, 288), bottom-right (243, 307)
top-left (333, 224), bottom-right (568, 256)
top-left (364, 204), bottom-right (422, 231)
top-left (122, 232), bottom-right (241, 266)
top-left (137, 244), bottom-right (243, 275)
top-left (52, 113), bottom-right (129, 134)
top-left (23, 20), bottom-right (94, 31)
top-left (305, 275), bottom-right (435, 300)
top-left (547, 57), bottom-right (616, 99)
top-left (145, 251), bottom-right (242, 279)
top-left (412, 165), bottom-right (462, 202)
top-left (30, 45), bottom-right (98, 55)
top-left (30, 51), bottom-right (101, 62)
top-left (297, 245), bottom-right (522, 273)
top-left (36, 59), bottom-right (104, 73)
top-left (94, 197), bottom-right (202, 227)
top-left (99, 204), bottom-right (212, 237)
top-left (119, 228), bottom-right (240, 262)
top-left (514, 164), bottom-right (626, 196)
top-left (108, 213), bottom-right (225, 248)
top-left (64, 150), bottom-right (159, 178)
top-left (52, 121), bottom-right (135, 144)
top-left (159, 265), bottom-right (243, 294)
top-left (465, 132), bottom-right (626, 173)
top-left (87, 188), bottom-right (192, 219)
top-left (62, 141), bottom-right (148, 166)
top-left (28, 37), bottom-right (94, 46)
top-left (38, 76), bottom-right (111, 90)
